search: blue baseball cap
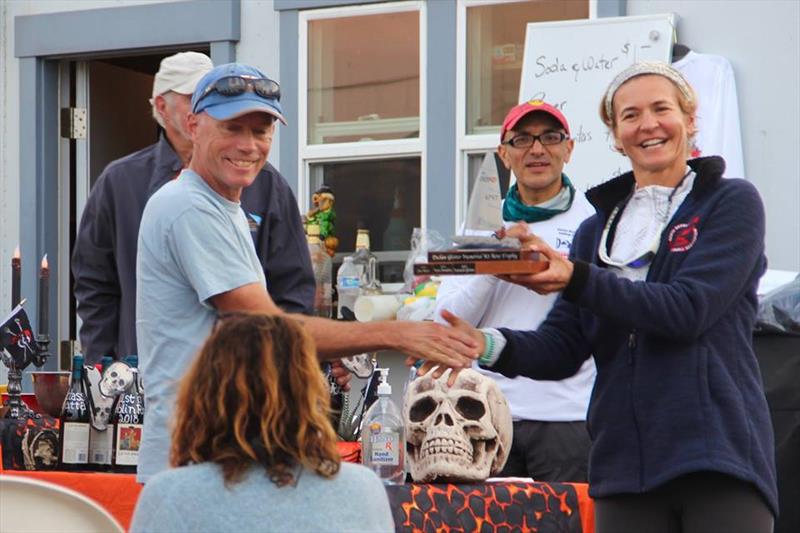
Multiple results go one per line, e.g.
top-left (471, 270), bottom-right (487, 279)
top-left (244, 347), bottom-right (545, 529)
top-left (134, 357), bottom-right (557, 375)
top-left (191, 63), bottom-right (287, 124)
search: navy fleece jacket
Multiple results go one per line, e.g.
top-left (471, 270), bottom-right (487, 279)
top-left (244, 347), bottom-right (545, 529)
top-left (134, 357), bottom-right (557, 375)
top-left (485, 157), bottom-right (778, 515)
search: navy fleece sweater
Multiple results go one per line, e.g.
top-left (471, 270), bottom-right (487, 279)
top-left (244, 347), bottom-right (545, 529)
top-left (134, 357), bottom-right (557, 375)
top-left (485, 157), bottom-right (778, 515)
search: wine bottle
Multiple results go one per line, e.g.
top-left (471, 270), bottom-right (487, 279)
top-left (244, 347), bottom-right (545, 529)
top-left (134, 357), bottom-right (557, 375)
top-left (111, 355), bottom-right (145, 473)
top-left (59, 353), bottom-right (90, 471)
top-left (88, 355), bottom-right (114, 471)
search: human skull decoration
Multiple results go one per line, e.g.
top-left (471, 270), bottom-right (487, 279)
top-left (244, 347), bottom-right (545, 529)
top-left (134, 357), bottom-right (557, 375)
top-left (88, 361), bottom-right (135, 430)
top-left (99, 361), bottom-right (135, 398)
top-left (404, 368), bottom-right (512, 483)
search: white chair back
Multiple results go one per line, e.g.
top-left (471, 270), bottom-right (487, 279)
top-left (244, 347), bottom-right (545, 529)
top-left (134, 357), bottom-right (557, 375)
top-left (0, 475), bottom-right (124, 533)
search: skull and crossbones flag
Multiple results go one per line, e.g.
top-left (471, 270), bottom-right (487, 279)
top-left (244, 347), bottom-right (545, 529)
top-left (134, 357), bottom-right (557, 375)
top-left (1, 303), bottom-right (37, 367)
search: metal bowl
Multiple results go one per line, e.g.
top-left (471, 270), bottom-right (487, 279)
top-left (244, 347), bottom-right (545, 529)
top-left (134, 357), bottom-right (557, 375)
top-left (31, 371), bottom-right (71, 417)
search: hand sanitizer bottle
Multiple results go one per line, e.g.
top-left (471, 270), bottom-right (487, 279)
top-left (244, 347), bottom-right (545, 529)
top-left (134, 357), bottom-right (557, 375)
top-left (361, 368), bottom-right (405, 484)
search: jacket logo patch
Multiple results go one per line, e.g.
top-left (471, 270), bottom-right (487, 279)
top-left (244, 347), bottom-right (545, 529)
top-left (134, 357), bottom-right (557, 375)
top-left (668, 216), bottom-right (699, 252)
top-left (246, 212), bottom-right (263, 233)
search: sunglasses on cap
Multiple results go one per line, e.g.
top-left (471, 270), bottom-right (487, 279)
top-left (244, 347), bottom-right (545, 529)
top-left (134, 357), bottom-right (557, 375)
top-left (196, 75), bottom-right (281, 106)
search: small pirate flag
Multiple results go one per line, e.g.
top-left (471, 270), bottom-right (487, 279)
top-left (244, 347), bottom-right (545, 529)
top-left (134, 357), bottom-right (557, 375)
top-left (1, 302), bottom-right (38, 368)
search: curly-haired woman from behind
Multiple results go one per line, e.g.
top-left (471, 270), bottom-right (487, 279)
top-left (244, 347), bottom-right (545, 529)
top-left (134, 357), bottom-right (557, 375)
top-left (131, 313), bottom-right (394, 532)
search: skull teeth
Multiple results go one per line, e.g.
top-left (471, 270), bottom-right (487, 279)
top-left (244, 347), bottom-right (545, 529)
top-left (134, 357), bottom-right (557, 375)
top-left (419, 437), bottom-right (473, 462)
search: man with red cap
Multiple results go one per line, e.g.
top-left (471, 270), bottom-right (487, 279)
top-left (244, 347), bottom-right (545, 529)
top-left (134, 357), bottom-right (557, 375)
top-left (435, 99), bottom-right (596, 481)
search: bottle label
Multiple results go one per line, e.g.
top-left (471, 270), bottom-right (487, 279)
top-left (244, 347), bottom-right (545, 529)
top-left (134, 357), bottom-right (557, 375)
top-left (89, 426), bottom-right (113, 465)
top-left (369, 430), bottom-right (400, 465)
top-left (63, 391), bottom-right (88, 418)
top-left (338, 276), bottom-right (360, 289)
top-left (62, 422), bottom-right (89, 464)
top-left (115, 394), bottom-right (144, 424)
top-left (115, 423), bottom-right (143, 466)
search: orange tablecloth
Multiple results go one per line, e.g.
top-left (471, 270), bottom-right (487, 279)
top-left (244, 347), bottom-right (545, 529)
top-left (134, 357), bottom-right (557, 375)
top-left (3, 444), bottom-right (594, 533)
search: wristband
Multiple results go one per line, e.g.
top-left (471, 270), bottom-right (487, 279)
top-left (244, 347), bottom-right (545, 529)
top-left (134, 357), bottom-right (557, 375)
top-left (479, 331), bottom-right (495, 365)
top-left (478, 328), bottom-right (506, 367)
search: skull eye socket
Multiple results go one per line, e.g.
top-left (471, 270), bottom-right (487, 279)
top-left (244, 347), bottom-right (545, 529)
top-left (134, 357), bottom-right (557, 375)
top-left (456, 396), bottom-right (486, 420)
top-left (409, 396), bottom-right (437, 422)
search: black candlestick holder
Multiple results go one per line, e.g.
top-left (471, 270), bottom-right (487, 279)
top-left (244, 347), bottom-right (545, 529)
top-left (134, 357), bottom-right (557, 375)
top-left (2, 334), bottom-right (50, 420)
top-left (34, 333), bottom-right (50, 368)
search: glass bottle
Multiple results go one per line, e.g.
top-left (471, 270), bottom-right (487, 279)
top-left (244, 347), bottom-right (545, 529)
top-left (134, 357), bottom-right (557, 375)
top-left (111, 355), bottom-right (145, 474)
top-left (59, 353), bottom-right (90, 471)
top-left (353, 229), bottom-right (381, 294)
top-left (88, 355), bottom-right (114, 471)
top-left (307, 224), bottom-right (333, 318)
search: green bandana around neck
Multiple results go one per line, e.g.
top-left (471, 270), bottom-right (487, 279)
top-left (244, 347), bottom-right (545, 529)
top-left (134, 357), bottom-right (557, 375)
top-left (502, 174), bottom-right (576, 223)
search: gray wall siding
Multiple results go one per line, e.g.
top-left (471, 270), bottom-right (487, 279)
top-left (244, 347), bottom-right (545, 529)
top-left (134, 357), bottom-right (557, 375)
top-left (18, 57), bottom-right (59, 368)
top-left (278, 8), bottom-right (300, 196)
top-left (426, 0), bottom-right (457, 235)
top-left (628, 0), bottom-right (800, 270)
top-left (15, 0), bottom-right (241, 58)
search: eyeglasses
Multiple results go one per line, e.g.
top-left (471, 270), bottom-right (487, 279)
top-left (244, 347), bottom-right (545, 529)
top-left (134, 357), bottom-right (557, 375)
top-left (196, 76), bottom-right (281, 107)
top-left (598, 170), bottom-right (692, 269)
top-left (502, 131), bottom-right (569, 149)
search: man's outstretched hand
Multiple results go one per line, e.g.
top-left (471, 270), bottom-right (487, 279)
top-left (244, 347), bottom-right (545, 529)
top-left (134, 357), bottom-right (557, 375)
top-left (408, 309), bottom-right (485, 386)
top-left (395, 314), bottom-right (480, 371)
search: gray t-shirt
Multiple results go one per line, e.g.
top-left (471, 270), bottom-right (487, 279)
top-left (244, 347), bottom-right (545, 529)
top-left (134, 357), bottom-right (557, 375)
top-left (135, 169), bottom-right (265, 482)
top-left (130, 462), bottom-right (395, 533)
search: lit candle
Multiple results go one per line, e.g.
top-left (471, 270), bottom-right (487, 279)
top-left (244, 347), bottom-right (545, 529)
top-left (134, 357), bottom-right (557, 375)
top-left (38, 254), bottom-right (49, 337)
top-left (11, 246), bottom-right (21, 308)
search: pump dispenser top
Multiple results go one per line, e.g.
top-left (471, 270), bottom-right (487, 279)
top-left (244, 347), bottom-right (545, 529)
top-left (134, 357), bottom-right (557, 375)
top-left (377, 368), bottom-right (391, 395)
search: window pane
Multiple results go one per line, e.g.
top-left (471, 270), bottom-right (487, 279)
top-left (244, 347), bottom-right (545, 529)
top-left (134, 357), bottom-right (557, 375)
top-left (466, 0), bottom-right (588, 135)
top-left (308, 12), bottom-right (420, 144)
top-left (309, 158), bottom-right (421, 253)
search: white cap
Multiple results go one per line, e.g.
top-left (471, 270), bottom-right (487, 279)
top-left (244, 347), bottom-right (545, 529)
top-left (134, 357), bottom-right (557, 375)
top-left (377, 368), bottom-right (391, 395)
top-left (151, 51), bottom-right (213, 101)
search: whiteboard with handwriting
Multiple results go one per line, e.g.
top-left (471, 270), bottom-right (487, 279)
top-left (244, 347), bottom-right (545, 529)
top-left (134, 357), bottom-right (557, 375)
top-left (518, 14), bottom-right (675, 192)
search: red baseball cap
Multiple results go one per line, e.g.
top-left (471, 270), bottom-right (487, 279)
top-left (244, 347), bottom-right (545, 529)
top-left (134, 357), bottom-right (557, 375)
top-left (500, 99), bottom-right (570, 141)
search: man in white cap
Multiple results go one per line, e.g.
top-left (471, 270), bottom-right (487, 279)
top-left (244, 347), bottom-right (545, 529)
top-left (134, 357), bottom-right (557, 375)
top-left (72, 52), bottom-right (316, 364)
top-left (135, 62), bottom-right (479, 482)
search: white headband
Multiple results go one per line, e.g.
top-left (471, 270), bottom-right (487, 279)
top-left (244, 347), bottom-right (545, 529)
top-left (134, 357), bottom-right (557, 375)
top-left (603, 62), bottom-right (694, 119)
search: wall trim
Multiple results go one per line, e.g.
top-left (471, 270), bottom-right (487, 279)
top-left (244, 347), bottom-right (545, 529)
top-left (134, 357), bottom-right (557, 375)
top-left (15, 0), bottom-right (240, 59)
top-left (275, 0), bottom-right (393, 11)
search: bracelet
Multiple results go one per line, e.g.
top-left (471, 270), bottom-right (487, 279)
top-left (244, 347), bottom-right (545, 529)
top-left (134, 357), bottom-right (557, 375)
top-left (479, 331), bottom-right (495, 365)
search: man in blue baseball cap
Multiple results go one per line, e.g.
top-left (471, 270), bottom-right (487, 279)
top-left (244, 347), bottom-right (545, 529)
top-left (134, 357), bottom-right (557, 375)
top-left (135, 63), bottom-right (481, 483)
top-left (72, 54), bottom-right (315, 369)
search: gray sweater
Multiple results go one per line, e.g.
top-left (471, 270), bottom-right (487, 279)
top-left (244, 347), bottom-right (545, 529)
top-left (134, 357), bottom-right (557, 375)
top-left (130, 462), bottom-right (394, 532)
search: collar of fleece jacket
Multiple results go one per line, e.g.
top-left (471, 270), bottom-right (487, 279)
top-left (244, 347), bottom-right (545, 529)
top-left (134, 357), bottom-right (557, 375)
top-left (586, 155), bottom-right (726, 217)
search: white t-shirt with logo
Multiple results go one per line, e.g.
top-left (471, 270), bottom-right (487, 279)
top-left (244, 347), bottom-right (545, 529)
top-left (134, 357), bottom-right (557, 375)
top-left (435, 192), bottom-right (596, 422)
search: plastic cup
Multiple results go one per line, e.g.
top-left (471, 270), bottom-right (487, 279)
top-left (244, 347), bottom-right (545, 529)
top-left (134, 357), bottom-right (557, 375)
top-left (354, 295), bottom-right (402, 322)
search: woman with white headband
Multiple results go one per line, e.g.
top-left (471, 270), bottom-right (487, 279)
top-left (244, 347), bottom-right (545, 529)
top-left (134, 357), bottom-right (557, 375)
top-left (427, 62), bottom-right (777, 532)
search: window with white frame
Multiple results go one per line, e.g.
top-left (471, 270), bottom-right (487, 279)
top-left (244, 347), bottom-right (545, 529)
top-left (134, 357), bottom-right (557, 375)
top-left (299, 2), bottom-right (424, 279)
top-left (456, 0), bottom-right (589, 227)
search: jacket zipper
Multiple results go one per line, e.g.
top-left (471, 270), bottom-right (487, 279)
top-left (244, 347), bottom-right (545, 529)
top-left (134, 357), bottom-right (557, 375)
top-left (628, 329), bottom-right (644, 490)
top-left (627, 330), bottom-right (637, 364)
